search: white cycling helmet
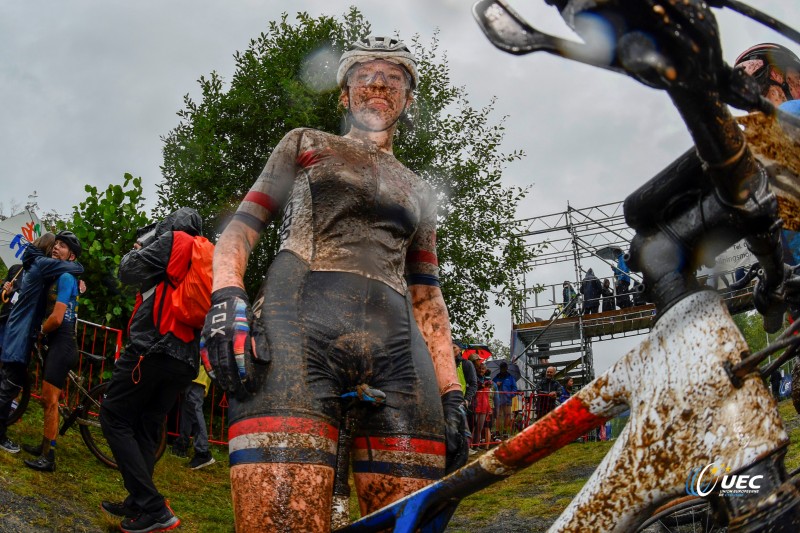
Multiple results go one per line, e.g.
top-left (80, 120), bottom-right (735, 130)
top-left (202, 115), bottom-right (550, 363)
top-left (337, 36), bottom-right (419, 89)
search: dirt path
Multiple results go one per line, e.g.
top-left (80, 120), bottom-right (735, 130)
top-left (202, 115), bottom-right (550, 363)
top-left (0, 480), bottom-right (102, 532)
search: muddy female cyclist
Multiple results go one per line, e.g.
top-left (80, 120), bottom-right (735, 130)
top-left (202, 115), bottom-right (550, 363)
top-left (201, 36), bottom-right (468, 532)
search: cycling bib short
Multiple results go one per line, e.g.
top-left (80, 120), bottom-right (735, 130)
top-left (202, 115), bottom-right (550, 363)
top-left (42, 322), bottom-right (78, 388)
top-left (228, 252), bottom-right (446, 480)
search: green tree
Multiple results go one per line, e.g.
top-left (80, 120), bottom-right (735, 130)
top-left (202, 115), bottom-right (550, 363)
top-left (157, 8), bottom-right (533, 339)
top-left (487, 338), bottom-right (511, 361)
top-left (66, 174), bottom-right (151, 328)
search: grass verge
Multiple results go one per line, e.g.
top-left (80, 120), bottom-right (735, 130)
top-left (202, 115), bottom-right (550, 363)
top-left (0, 398), bottom-right (797, 531)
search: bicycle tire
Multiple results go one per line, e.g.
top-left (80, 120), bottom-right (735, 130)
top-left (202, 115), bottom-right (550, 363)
top-left (6, 373), bottom-right (31, 426)
top-left (78, 382), bottom-right (167, 469)
top-left (637, 497), bottom-right (726, 532)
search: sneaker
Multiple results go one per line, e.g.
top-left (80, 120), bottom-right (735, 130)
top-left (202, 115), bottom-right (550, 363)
top-left (24, 455), bottom-right (55, 472)
top-left (188, 452), bottom-right (215, 470)
top-left (101, 500), bottom-right (140, 519)
top-left (120, 508), bottom-right (180, 533)
top-left (22, 442), bottom-right (42, 456)
top-left (0, 437), bottom-right (20, 454)
top-left (468, 448), bottom-right (478, 456)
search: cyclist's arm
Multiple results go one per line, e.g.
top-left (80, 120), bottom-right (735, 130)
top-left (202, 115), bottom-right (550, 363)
top-left (406, 185), bottom-right (459, 395)
top-left (41, 302), bottom-right (67, 334)
top-left (41, 274), bottom-right (77, 333)
top-left (212, 129), bottom-right (301, 290)
top-left (409, 285), bottom-right (458, 394)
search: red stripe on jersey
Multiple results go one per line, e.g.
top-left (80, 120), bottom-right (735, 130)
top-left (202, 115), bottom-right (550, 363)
top-left (229, 416), bottom-right (338, 441)
top-left (407, 250), bottom-right (439, 266)
top-left (243, 191), bottom-right (278, 214)
top-left (352, 436), bottom-right (446, 455)
top-left (297, 149), bottom-right (328, 168)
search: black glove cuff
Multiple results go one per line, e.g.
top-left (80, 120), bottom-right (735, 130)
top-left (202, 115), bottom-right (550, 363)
top-left (211, 286), bottom-right (249, 304)
top-left (441, 389), bottom-right (465, 409)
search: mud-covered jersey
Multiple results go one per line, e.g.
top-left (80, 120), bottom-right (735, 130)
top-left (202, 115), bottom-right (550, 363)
top-left (233, 128), bottom-right (440, 295)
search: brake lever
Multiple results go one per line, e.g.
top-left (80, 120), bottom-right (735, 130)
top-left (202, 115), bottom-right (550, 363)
top-left (472, 0), bottom-right (626, 75)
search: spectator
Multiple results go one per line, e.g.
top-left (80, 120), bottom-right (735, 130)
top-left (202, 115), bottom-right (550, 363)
top-left (0, 264), bottom-right (23, 359)
top-left (601, 279), bottom-right (615, 313)
top-left (613, 251), bottom-right (632, 309)
top-left (560, 377), bottom-right (574, 403)
top-left (171, 366), bottom-right (215, 470)
top-left (537, 366), bottom-right (565, 418)
top-left (22, 231), bottom-right (82, 472)
top-left (580, 268), bottom-right (602, 315)
top-left (99, 208), bottom-right (203, 532)
top-left (473, 366), bottom-right (492, 452)
top-left (486, 369), bottom-right (498, 443)
top-left (492, 361), bottom-right (518, 439)
top-left (562, 281), bottom-right (578, 317)
top-left (0, 233), bottom-right (83, 454)
top-left (453, 343), bottom-right (478, 412)
top-left (454, 345), bottom-right (477, 451)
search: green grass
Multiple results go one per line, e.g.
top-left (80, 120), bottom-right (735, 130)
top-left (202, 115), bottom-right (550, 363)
top-left (0, 399), bottom-right (798, 531)
top-left (0, 400), bottom-right (233, 532)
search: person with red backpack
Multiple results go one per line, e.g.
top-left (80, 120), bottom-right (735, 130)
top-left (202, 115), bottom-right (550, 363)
top-left (99, 207), bottom-right (211, 533)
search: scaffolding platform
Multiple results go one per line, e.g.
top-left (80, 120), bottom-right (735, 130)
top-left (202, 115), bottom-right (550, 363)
top-left (514, 284), bottom-right (754, 348)
top-left (510, 200), bottom-right (757, 390)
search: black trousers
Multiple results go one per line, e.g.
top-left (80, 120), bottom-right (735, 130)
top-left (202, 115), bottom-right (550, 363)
top-left (0, 361), bottom-right (27, 438)
top-left (100, 351), bottom-right (195, 514)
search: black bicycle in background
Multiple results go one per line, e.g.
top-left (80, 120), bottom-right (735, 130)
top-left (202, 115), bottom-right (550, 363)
top-left (6, 347), bottom-right (166, 469)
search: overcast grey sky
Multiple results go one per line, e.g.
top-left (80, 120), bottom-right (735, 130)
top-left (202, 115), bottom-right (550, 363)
top-left (1, 0), bottom-right (796, 372)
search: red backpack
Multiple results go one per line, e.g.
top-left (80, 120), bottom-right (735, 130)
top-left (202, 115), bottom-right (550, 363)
top-left (154, 231), bottom-right (214, 343)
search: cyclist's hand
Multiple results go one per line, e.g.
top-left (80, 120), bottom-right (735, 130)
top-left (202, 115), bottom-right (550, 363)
top-left (442, 390), bottom-right (470, 474)
top-left (200, 287), bottom-right (267, 400)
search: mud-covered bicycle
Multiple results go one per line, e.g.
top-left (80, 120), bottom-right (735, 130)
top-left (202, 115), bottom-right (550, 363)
top-left (331, 1), bottom-right (800, 531)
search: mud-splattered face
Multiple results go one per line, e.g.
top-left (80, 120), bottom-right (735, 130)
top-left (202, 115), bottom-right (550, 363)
top-left (341, 59), bottom-right (412, 132)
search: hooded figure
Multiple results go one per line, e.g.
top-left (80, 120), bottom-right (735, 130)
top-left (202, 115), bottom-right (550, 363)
top-left (580, 268), bottom-right (603, 315)
top-left (99, 207), bottom-right (204, 530)
top-left (120, 207), bottom-right (203, 360)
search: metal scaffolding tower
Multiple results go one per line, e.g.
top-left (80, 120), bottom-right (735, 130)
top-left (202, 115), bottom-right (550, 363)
top-left (510, 201), bottom-right (754, 391)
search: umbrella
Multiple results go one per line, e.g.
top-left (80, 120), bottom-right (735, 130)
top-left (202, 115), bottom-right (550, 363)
top-left (484, 360), bottom-right (521, 381)
top-left (462, 344), bottom-right (493, 361)
top-left (596, 245), bottom-right (624, 261)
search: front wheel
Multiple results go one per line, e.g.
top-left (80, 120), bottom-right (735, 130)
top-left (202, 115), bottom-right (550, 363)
top-left (78, 382), bottom-right (167, 469)
top-left (637, 497), bottom-right (725, 532)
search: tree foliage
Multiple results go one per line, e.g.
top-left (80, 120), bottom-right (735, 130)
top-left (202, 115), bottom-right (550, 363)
top-left (157, 8), bottom-right (533, 338)
top-left (66, 174), bottom-right (151, 328)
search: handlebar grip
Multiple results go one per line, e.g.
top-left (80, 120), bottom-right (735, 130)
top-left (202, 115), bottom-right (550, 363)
top-left (763, 309), bottom-right (784, 334)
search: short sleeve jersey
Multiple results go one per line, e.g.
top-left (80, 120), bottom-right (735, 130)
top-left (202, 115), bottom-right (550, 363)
top-left (46, 273), bottom-right (79, 324)
top-left (233, 128), bottom-right (440, 294)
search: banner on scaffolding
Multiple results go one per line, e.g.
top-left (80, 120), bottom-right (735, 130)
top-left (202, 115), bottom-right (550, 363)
top-left (0, 210), bottom-right (42, 268)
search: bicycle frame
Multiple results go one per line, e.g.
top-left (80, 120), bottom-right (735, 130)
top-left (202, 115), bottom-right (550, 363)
top-left (339, 290), bottom-right (788, 532)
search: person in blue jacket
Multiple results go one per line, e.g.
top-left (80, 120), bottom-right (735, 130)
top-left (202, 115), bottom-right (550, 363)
top-left (492, 361), bottom-right (518, 438)
top-left (0, 232), bottom-right (83, 453)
